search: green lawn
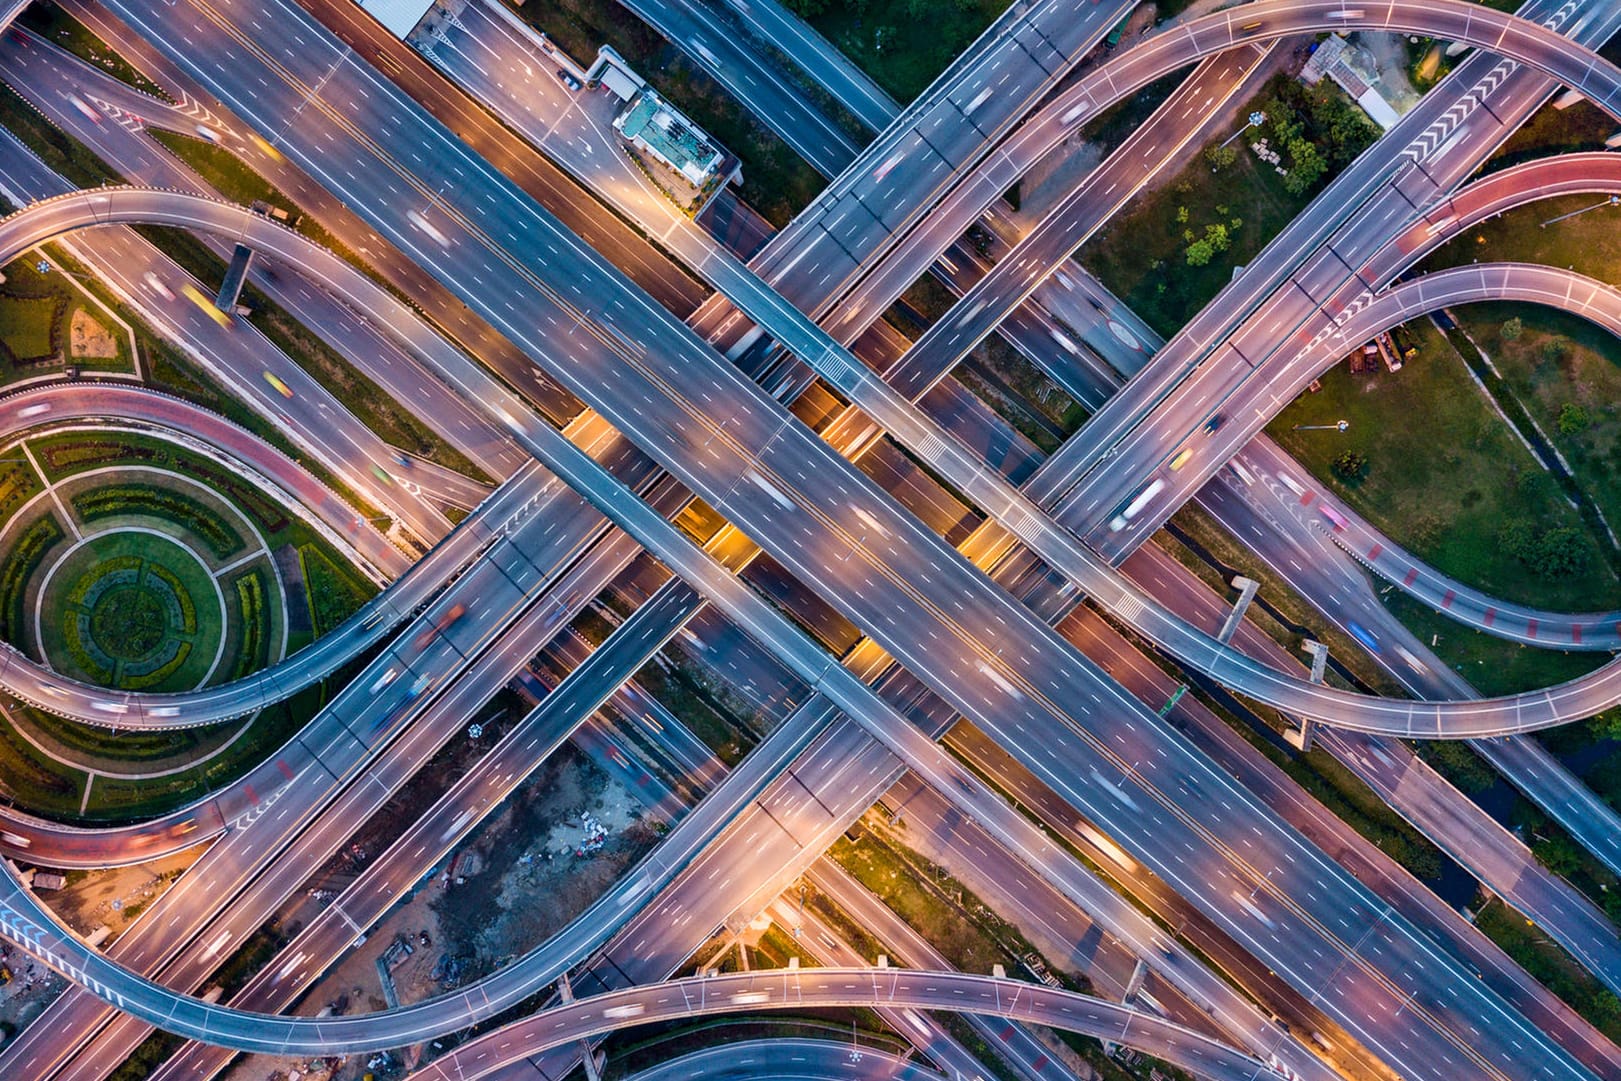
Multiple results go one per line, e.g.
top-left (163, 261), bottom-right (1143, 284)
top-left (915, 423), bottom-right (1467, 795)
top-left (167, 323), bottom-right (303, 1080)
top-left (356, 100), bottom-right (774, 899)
top-left (37, 530), bottom-right (227, 693)
top-left (17, 1), bottom-right (172, 101)
top-left (0, 257), bottom-right (136, 383)
top-left (502, 0), bottom-right (823, 226)
top-left (796, 0), bottom-right (1005, 104)
top-left (1083, 73), bottom-right (1377, 338)
top-left (1269, 317), bottom-right (1621, 612)
top-left (1457, 303), bottom-right (1621, 527)
top-left (0, 293), bottom-right (59, 361)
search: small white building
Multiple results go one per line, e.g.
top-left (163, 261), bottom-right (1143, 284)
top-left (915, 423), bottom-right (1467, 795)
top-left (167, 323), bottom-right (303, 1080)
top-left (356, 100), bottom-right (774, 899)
top-left (613, 90), bottom-right (725, 188)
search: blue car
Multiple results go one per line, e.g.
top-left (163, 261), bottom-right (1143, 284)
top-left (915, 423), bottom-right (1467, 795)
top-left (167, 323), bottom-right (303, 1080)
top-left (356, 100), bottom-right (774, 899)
top-left (1346, 620), bottom-right (1381, 655)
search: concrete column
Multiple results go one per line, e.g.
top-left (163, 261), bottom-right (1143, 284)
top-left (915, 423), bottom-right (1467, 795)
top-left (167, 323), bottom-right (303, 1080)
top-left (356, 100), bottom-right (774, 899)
top-left (1122, 958), bottom-right (1148, 1002)
top-left (1284, 640), bottom-right (1328, 752)
top-left (215, 243), bottom-right (256, 312)
top-left (1216, 576), bottom-right (1258, 645)
top-left (559, 974), bottom-right (607, 1081)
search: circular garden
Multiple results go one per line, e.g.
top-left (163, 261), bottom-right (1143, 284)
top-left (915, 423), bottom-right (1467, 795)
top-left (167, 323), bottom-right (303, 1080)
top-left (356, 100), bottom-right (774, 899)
top-left (0, 440), bottom-right (289, 696)
top-left (38, 531), bottom-right (224, 691)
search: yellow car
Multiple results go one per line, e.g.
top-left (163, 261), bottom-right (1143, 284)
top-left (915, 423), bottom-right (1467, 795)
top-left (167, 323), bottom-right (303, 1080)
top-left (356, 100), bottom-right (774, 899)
top-left (181, 283), bottom-right (231, 328)
top-left (1169, 447), bottom-right (1193, 471)
top-left (262, 370), bottom-right (294, 399)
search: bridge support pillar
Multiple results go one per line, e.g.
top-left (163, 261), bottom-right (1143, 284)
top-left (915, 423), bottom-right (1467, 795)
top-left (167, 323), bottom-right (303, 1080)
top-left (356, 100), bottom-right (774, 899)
top-left (1284, 641), bottom-right (1328, 753)
top-left (1216, 576), bottom-right (1258, 645)
top-left (1122, 959), bottom-right (1147, 1002)
top-left (559, 974), bottom-right (606, 1081)
top-left (215, 243), bottom-right (256, 312)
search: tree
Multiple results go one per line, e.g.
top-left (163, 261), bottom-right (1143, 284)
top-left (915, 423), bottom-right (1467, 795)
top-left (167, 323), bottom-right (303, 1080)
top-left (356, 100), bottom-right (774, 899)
top-left (1557, 403), bottom-right (1591, 435)
top-left (1532, 527), bottom-right (1588, 578)
top-left (1531, 833), bottom-right (1584, 877)
top-left (1204, 143), bottom-right (1238, 170)
top-left (1497, 518), bottom-right (1537, 561)
top-left (1330, 451), bottom-right (1367, 483)
top-left (1282, 138), bottom-right (1326, 195)
top-left (1175, 205), bottom-right (1190, 223)
top-left (1501, 316), bottom-right (1524, 341)
top-left (1185, 238), bottom-right (1215, 267)
top-left (1540, 337), bottom-right (1568, 365)
top-left (1203, 222), bottom-right (1231, 253)
top-left (1589, 709), bottom-right (1621, 742)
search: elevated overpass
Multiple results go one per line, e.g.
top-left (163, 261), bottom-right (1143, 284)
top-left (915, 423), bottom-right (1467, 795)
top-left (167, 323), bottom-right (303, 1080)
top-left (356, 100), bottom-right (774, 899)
top-left (7, 188), bottom-right (1621, 736)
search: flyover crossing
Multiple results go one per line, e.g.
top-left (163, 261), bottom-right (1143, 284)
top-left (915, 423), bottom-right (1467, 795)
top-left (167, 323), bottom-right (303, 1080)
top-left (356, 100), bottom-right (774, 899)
top-left (0, 188), bottom-right (1594, 1079)
top-left (59, 0), bottom-right (1621, 741)
top-left (12, 4), bottom-right (1621, 1076)
top-left (733, 0), bottom-right (1619, 361)
top-left (1023, 4), bottom-right (1621, 550)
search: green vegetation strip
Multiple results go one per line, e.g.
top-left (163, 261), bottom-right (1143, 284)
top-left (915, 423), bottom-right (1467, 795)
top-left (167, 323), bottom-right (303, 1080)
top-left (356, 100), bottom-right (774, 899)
top-left (72, 483), bottom-right (244, 559)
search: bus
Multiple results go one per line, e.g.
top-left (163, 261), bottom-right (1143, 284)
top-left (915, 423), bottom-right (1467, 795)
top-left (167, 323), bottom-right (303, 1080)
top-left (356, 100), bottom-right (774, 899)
top-left (1109, 478), bottom-right (1165, 532)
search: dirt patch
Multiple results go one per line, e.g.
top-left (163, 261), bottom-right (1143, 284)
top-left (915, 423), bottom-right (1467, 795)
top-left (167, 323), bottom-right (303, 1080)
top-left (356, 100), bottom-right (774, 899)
top-left (0, 942), bottom-right (66, 1042)
top-left (68, 307), bottom-right (118, 359)
top-left (432, 744), bottom-right (658, 981)
top-left (37, 846), bottom-right (207, 945)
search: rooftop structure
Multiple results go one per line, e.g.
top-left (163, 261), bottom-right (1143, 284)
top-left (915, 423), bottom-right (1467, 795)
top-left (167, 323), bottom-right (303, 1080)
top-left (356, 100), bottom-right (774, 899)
top-left (352, 0), bottom-right (435, 39)
top-left (613, 90), bottom-right (725, 189)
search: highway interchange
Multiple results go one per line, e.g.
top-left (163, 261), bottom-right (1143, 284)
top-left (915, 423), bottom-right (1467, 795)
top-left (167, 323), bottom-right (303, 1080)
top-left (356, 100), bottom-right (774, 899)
top-left (3, 0), bottom-right (1621, 1079)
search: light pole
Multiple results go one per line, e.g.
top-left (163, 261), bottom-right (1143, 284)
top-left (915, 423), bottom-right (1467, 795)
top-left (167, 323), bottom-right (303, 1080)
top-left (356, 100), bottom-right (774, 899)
top-left (1541, 195), bottom-right (1620, 228)
top-left (1292, 420), bottom-right (1349, 432)
top-left (1218, 110), bottom-right (1267, 151)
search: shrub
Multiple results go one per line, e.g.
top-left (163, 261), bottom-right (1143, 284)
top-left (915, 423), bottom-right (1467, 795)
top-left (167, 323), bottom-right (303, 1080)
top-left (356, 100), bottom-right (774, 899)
top-left (0, 515), bottom-right (63, 639)
top-left (1331, 451), bottom-right (1368, 483)
top-left (1556, 403), bottom-right (1590, 436)
top-left (74, 485), bottom-right (243, 560)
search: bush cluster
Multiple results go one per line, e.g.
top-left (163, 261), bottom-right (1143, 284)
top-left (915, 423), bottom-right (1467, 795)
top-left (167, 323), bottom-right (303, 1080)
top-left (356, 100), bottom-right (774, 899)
top-left (74, 485), bottom-right (243, 560)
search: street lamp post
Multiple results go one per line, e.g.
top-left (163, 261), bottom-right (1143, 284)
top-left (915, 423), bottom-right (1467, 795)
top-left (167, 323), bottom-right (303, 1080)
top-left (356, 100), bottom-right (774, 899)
top-left (1292, 420), bottom-right (1349, 432)
top-left (1218, 110), bottom-right (1267, 151)
top-left (1541, 195), bottom-right (1620, 228)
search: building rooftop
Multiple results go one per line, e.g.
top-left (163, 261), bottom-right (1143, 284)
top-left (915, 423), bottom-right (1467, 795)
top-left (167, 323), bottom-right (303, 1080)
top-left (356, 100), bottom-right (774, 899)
top-left (615, 91), bottom-right (723, 187)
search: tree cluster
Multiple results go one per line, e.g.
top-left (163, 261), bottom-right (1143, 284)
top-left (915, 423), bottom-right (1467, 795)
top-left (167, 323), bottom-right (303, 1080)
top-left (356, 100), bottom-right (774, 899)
top-left (1262, 81), bottom-right (1377, 198)
top-left (1497, 518), bottom-right (1591, 579)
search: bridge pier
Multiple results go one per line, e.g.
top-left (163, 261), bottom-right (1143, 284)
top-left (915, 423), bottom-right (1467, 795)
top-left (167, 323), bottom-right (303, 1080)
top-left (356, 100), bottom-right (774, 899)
top-left (557, 974), bottom-right (607, 1081)
top-left (215, 243), bottom-right (256, 313)
top-left (1284, 641), bottom-right (1328, 753)
top-left (1216, 576), bottom-right (1258, 645)
top-left (1122, 958), bottom-right (1147, 1002)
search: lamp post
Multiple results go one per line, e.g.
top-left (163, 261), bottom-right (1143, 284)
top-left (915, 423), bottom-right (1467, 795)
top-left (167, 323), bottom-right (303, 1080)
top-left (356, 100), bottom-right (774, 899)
top-left (1541, 195), bottom-right (1619, 228)
top-left (1292, 420), bottom-right (1349, 432)
top-left (1219, 110), bottom-right (1267, 151)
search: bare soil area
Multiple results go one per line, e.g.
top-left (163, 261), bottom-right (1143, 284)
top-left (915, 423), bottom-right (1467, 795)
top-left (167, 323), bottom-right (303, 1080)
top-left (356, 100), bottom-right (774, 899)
top-left (432, 744), bottom-right (658, 981)
top-left (38, 846), bottom-right (207, 944)
top-left (69, 308), bottom-right (118, 359)
top-left (222, 743), bottom-right (655, 1081)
